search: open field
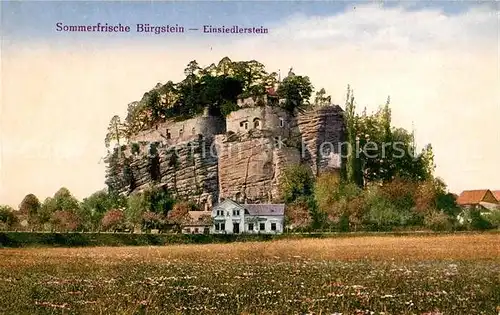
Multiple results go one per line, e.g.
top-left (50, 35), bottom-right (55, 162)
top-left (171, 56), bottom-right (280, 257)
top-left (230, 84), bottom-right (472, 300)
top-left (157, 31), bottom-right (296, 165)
top-left (0, 234), bottom-right (499, 314)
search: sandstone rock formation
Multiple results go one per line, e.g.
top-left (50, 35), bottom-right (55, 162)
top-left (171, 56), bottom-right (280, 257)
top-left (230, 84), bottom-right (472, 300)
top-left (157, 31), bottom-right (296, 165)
top-left (105, 104), bottom-right (345, 206)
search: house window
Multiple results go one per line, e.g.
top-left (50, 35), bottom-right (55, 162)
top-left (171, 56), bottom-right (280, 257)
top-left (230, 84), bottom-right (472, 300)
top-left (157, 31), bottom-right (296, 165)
top-left (166, 129), bottom-right (171, 139)
top-left (259, 222), bottom-right (265, 231)
top-left (221, 223), bottom-right (225, 230)
top-left (279, 117), bottom-right (284, 128)
top-left (271, 223), bottom-right (277, 231)
top-left (253, 118), bottom-right (261, 129)
top-left (194, 228), bottom-right (199, 233)
top-left (215, 223), bottom-right (219, 231)
top-left (240, 121), bottom-right (249, 130)
top-left (233, 209), bottom-right (240, 216)
top-left (248, 223), bottom-right (254, 231)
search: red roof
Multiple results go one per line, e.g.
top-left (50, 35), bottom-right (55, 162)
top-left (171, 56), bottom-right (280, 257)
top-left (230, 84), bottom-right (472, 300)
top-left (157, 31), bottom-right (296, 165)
top-left (456, 190), bottom-right (490, 205)
top-left (492, 190), bottom-right (500, 202)
top-left (266, 87), bottom-right (277, 96)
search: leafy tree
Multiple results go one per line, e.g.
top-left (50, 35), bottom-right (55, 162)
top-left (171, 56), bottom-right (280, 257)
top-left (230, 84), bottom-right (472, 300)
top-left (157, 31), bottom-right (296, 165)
top-left (0, 205), bottom-right (18, 229)
top-left (184, 60), bottom-right (201, 80)
top-left (49, 210), bottom-right (80, 232)
top-left (424, 210), bottom-right (454, 231)
top-left (38, 198), bottom-right (54, 224)
top-left (142, 211), bottom-right (165, 230)
top-left (81, 189), bottom-right (127, 230)
top-left (436, 192), bottom-right (460, 218)
top-left (314, 171), bottom-right (364, 230)
top-left (53, 187), bottom-right (80, 213)
top-left (101, 209), bottom-right (127, 231)
top-left (314, 88), bottom-right (331, 106)
top-left (216, 56), bottom-right (233, 75)
top-left (144, 186), bottom-right (176, 215)
top-left (37, 188), bottom-right (81, 229)
top-left (285, 199), bottom-right (313, 230)
top-left (363, 189), bottom-right (402, 231)
top-left (105, 115), bottom-right (128, 150)
top-left (277, 74), bottom-right (313, 114)
top-left (126, 192), bottom-right (149, 227)
top-left (344, 85), bottom-right (363, 187)
top-left (314, 171), bottom-right (342, 213)
top-left (19, 194), bottom-right (40, 226)
top-left (144, 90), bottom-right (163, 121)
top-left (19, 194), bottom-right (40, 216)
top-left (346, 89), bottom-right (435, 185)
top-left (167, 202), bottom-right (191, 231)
top-left (279, 164), bottom-right (314, 204)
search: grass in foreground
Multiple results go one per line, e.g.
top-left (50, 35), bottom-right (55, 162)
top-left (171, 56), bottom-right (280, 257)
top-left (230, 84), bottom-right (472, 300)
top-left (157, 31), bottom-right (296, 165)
top-left (0, 234), bottom-right (499, 314)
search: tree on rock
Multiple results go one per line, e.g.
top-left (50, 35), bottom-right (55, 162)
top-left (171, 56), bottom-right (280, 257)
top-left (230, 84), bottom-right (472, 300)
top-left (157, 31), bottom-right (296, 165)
top-left (105, 115), bottom-right (128, 150)
top-left (277, 74), bottom-right (313, 114)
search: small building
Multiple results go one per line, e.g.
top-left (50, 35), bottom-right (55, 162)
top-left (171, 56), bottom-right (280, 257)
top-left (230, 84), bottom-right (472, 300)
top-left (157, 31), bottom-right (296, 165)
top-left (181, 211), bottom-right (212, 234)
top-left (492, 190), bottom-right (500, 203)
top-left (211, 199), bottom-right (285, 234)
top-left (456, 190), bottom-right (500, 224)
top-left (456, 189), bottom-right (499, 210)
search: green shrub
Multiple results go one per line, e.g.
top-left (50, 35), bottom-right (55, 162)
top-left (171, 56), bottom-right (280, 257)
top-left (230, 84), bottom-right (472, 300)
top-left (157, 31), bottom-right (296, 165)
top-left (424, 210), bottom-right (453, 231)
top-left (484, 210), bottom-right (500, 229)
top-left (461, 209), bottom-right (494, 231)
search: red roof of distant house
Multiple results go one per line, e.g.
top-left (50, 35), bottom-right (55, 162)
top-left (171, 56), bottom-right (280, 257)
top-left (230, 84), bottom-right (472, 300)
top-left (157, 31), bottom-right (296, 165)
top-left (456, 190), bottom-right (490, 205)
top-left (492, 190), bottom-right (500, 202)
top-left (266, 87), bottom-right (277, 96)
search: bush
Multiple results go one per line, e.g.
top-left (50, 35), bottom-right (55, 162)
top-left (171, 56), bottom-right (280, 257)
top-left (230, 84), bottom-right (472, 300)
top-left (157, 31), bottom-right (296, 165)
top-left (101, 209), bottom-right (127, 231)
top-left (484, 211), bottom-right (500, 229)
top-left (0, 206), bottom-right (18, 228)
top-left (49, 211), bottom-right (80, 232)
top-left (460, 209), bottom-right (494, 231)
top-left (279, 164), bottom-right (314, 203)
top-left (285, 198), bottom-right (313, 230)
top-left (363, 187), bottom-right (410, 231)
top-left (424, 210), bottom-right (454, 231)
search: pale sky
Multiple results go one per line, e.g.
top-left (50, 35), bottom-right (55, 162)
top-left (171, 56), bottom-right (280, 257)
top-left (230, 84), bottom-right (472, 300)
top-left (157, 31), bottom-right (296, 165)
top-left (1, 1), bottom-right (499, 207)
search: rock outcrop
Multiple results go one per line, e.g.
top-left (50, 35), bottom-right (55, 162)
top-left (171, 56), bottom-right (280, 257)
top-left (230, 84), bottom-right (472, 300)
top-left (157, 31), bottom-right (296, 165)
top-left (297, 105), bottom-right (345, 176)
top-left (104, 104), bottom-right (345, 205)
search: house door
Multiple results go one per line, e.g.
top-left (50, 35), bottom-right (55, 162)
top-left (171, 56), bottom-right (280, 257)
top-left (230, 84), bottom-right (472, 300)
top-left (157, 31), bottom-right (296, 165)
top-left (233, 223), bottom-right (240, 234)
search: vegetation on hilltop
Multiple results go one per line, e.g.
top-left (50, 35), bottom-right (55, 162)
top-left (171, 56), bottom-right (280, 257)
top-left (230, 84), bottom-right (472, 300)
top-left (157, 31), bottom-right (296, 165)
top-left (105, 57), bottom-right (314, 150)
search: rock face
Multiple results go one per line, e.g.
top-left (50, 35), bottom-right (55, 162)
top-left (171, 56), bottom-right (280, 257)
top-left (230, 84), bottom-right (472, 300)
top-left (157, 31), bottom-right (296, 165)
top-left (215, 131), bottom-right (301, 203)
top-left (105, 104), bottom-right (345, 205)
top-left (297, 105), bottom-right (346, 176)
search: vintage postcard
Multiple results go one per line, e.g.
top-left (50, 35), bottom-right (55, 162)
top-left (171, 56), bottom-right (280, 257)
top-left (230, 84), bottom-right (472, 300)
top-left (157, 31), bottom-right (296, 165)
top-left (1, 1), bottom-right (499, 314)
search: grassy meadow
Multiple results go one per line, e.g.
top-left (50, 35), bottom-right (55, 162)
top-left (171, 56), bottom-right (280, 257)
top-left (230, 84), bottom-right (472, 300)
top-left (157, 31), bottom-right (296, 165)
top-left (0, 234), bottom-right (499, 314)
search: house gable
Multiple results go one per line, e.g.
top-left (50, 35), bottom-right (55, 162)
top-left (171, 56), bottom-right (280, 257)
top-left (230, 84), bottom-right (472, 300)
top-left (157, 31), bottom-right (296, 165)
top-left (212, 199), bottom-right (245, 216)
top-left (492, 190), bottom-right (500, 203)
top-left (457, 190), bottom-right (493, 205)
top-left (483, 190), bottom-right (499, 204)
